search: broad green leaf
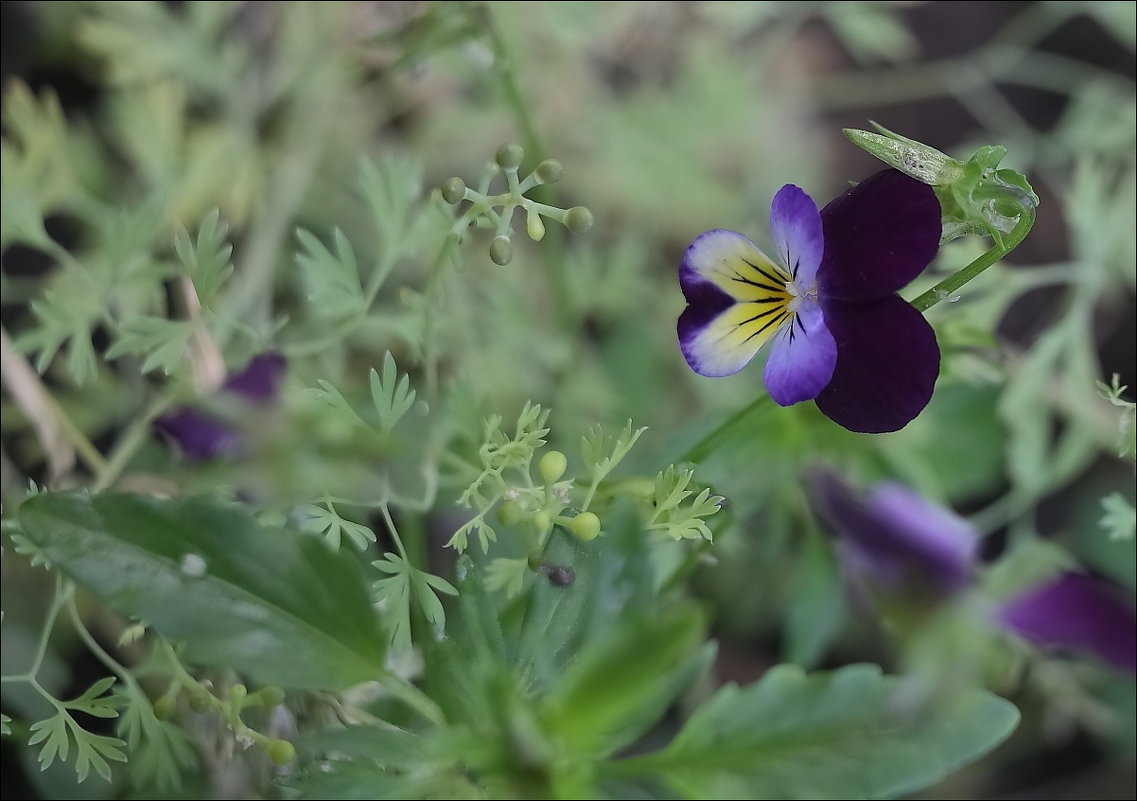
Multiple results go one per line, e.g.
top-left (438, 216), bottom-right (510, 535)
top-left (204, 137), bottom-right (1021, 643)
top-left (19, 492), bottom-right (386, 691)
top-left (607, 663), bottom-right (1019, 800)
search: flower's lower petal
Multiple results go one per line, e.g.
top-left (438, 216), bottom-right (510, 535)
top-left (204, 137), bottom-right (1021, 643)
top-left (762, 299), bottom-right (836, 405)
top-left (680, 229), bottom-right (790, 304)
top-left (815, 295), bottom-right (939, 433)
top-left (223, 352), bottom-right (287, 401)
top-left (769, 184), bottom-right (823, 288)
top-left (808, 469), bottom-right (976, 596)
top-left (818, 170), bottom-right (941, 301)
top-left (998, 572), bottom-right (1136, 673)
top-left (678, 296), bottom-right (790, 377)
top-left (153, 408), bottom-right (242, 461)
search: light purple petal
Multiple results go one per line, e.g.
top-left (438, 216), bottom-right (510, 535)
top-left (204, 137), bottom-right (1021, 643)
top-left (814, 295), bottom-right (940, 433)
top-left (817, 170), bottom-right (941, 302)
top-left (808, 469), bottom-right (977, 597)
top-left (998, 572), bottom-right (1136, 673)
top-left (762, 299), bottom-right (836, 405)
top-left (769, 184), bottom-right (824, 289)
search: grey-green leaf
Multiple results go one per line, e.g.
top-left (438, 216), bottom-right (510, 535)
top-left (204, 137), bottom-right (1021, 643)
top-left (608, 663), bottom-right (1019, 800)
top-left (19, 492), bottom-right (386, 691)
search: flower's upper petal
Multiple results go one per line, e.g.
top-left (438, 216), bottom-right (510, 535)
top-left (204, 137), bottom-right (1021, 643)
top-left (223, 352), bottom-right (287, 401)
top-left (769, 184), bottom-right (824, 288)
top-left (680, 229), bottom-right (789, 303)
top-left (762, 299), bottom-right (836, 405)
top-left (153, 408), bottom-right (242, 461)
top-left (808, 469), bottom-right (977, 597)
top-left (998, 572), bottom-right (1136, 673)
top-left (815, 295), bottom-right (939, 433)
top-left (817, 170), bottom-right (941, 301)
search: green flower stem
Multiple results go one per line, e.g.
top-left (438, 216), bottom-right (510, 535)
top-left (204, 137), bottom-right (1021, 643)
top-left (911, 205), bottom-right (1036, 312)
top-left (680, 396), bottom-right (774, 465)
top-left (92, 394), bottom-right (176, 493)
top-left (1, 575), bottom-right (68, 685)
top-left (67, 595), bottom-right (143, 694)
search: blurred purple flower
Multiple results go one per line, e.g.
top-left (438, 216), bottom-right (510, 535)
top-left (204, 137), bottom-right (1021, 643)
top-left (678, 170), bottom-right (942, 433)
top-left (154, 352), bottom-right (286, 460)
top-left (809, 469), bottom-right (1136, 673)
top-left (998, 572), bottom-right (1136, 673)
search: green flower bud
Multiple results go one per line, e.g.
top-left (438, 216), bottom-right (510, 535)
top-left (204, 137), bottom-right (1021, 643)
top-left (534, 159), bottom-right (564, 184)
top-left (189, 688), bottom-right (212, 713)
top-left (568, 511), bottom-right (601, 541)
top-left (229, 684), bottom-right (248, 705)
top-left (153, 694), bottom-right (177, 720)
top-left (497, 499), bottom-right (524, 526)
top-left (252, 686), bottom-right (286, 708)
top-left (441, 177), bottom-right (466, 204)
top-left (538, 450), bottom-right (567, 483)
top-left (563, 206), bottom-right (594, 234)
top-left (526, 208), bottom-right (546, 241)
top-left (489, 235), bottom-right (514, 265)
top-left (496, 142), bottom-right (524, 170)
top-left (843, 125), bottom-right (964, 186)
top-left (266, 739), bottom-right (296, 766)
top-left (532, 510), bottom-right (552, 534)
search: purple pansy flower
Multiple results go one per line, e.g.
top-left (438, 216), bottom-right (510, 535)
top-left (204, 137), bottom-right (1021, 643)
top-left (154, 352), bottom-right (286, 460)
top-left (678, 169), bottom-right (941, 433)
top-left (809, 469), bottom-right (1137, 673)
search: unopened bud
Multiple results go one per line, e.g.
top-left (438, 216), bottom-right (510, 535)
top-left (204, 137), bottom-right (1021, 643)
top-left (538, 451), bottom-right (567, 483)
top-left (489, 235), bottom-right (513, 266)
top-left (563, 206), bottom-right (594, 234)
top-left (496, 143), bottom-right (524, 170)
top-left (526, 208), bottom-right (546, 241)
top-left (843, 125), bottom-right (963, 186)
top-left (441, 177), bottom-right (466, 204)
top-left (266, 739), bottom-right (296, 765)
top-left (568, 511), bottom-right (601, 541)
top-left (534, 159), bottom-right (564, 184)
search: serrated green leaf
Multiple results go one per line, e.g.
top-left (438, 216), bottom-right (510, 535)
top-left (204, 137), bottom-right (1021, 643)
top-left (608, 663), bottom-right (1019, 800)
top-left (372, 552), bottom-right (456, 653)
top-left (66, 676), bottom-right (122, 719)
top-left (1, 713), bottom-right (11, 736)
top-left (174, 208), bottom-right (234, 305)
top-left (300, 502), bottom-right (376, 551)
top-left (485, 557), bottom-right (529, 597)
top-left (19, 492), bottom-right (387, 691)
top-left (296, 226), bottom-right (366, 320)
top-left (370, 353), bottom-right (417, 434)
top-left (105, 316), bottom-right (192, 374)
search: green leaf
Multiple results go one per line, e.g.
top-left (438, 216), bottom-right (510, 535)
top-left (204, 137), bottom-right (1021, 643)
top-left (174, 208), bottom-right (234, 306)
top-left (105, 316), bottom-right (192, 375)
top-left (543, 606), bottom-right (704, 758)
top-left (19, 492), bottom-right (387, 691)
top-left (299, 502), bottom-right (377, 551)
top-left (369, 353), bottom-right (417, 434)
top-left (581, 421), bottom-right (647, 484)
top-left (296, 227), bottom-right (366, 320)
top-left (372, 552), bottom-right (457, 653)
top-left (65, 676), bottom-right (122, 719)
top-left (28, 710), bottom-right (127, 782)
top-left (1, 713), bottom-right (11, 736)
top-left (608, 664), bottom-right (1019, 800)
top-left (116, 689), bottom-right (197, 791)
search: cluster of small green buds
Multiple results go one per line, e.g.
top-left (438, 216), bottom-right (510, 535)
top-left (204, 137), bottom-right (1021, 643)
top-left (440, 143), bottom-right (594, 265)
top-left (845, 122), bottom-right (1038, 246)
top-left (164, 679), bottom-right (295, 765)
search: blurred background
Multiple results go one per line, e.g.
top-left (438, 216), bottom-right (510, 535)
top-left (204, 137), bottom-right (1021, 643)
top-left (1, 2), bottom-right (1134, 798)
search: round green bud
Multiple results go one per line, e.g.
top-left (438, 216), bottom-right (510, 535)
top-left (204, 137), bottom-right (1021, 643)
top-left (497, 499), bottom-right (524, 526)
top-left (563, 206), bottom-right (594, 234)
top-left (153, 694), bottom-right (177, 720)
top-left (489, 235), bottom-right (513, 266)
top-left (568, 511), bottom-right (601, 541)
top-left (532, 511), bottom-right (552, 534)
top-left (189, 688), bottom-right (212, 714)
top-left (254, 686), bottom-right (287, 708)
top-left (441, 177), bottom-right (466, 204)
top-left (229, 684), bottom-right (248, 705)
top-left (266, 738), bottom-right (296, 766)
top-left (496, 143), bottom-right (524, 170)
top-left (534, 159), bottom-right (563, 184)
top-left (538, 451), bottom-right (567, 484)
top-left (526, 209), bottom-right (546, 242)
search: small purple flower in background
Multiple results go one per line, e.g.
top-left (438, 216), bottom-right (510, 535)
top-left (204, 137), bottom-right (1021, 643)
top-left (809, 469), bottom-right (1137, 673)
top-left (678, 169), bottom-right (941, 433)
top-left (154, 352), bottom-right (286, 460)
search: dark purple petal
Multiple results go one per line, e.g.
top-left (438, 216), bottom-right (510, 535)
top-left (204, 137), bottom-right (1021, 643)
top-left (817, 170), bottom-right (941, 302)
top-left (222, 352), bottom-right (286, 402)
top-left (769, 184), bottom-right (823, 288)
top-left (814, 295), bottom-right (940, 433)
top-left (153, 407), bottom-right (243, 461)
top-left (808, 470), bottom-right (977, 598)
top-left (998, 572), bottom-right (1136, 673)
top-left (762, 299), bottom-right (836, 405)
